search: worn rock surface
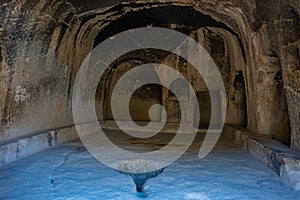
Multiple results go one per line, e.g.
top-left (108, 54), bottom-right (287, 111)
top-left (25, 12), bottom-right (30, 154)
top-left (224, 125), bottom-right (300, 191)
top-left (0, 1), bottom-right (299, 155)
top-left (1, 132), bottom-right (300, 199)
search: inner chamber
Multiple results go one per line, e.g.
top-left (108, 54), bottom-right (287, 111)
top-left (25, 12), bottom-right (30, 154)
top-left (95, 6), bottom-right (248, 129)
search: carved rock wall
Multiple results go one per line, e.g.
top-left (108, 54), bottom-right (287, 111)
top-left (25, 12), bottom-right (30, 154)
top-left (0, 0), bottom-right (299, 151)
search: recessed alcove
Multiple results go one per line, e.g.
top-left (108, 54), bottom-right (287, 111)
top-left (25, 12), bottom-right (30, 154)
top-left (0, 1), bottom-right (299, 199)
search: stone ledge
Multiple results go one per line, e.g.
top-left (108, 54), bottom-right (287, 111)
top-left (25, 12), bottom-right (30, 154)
top-left (0, 126), bottom-right (79, 167)
top-left (100, 120), bottom-right (192, 133)
top-left (100, 120), bottom-right (223, 134)
top-left (224, 125), bottom-right (300, 191)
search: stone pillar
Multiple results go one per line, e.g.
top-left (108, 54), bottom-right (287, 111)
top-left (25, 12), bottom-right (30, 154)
top-left (275, 15), bottom-right (300, 151)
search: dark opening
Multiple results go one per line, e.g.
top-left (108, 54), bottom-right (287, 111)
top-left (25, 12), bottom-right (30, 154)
top-left (232, 71), bottom-right (247, 128)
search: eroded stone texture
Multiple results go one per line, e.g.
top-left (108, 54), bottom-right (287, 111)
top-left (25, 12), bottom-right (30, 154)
top-left (224, 125), bottom-right (300, 191)
top-left (0, 0), bottom-right (299, 155)
top-left (285, 86), bottom-right (300, 151)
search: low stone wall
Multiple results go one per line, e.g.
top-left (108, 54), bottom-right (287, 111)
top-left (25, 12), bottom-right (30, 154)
top-left (224, 125), bottom-right (300, 191)
top-left (0, 121), bottom-right (218, 167)
top-left (2, 123), bottom-right (299, 190)
top-left (100, 120), bottom-right (194, 133)
top-left (0, 126), bottom-right (79, 167)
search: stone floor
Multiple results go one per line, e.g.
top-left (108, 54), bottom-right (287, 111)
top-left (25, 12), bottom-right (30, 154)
top-left (0, 130), bottom-right (299, 200)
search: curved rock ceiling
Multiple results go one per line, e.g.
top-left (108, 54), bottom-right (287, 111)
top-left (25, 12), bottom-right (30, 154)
top-left (0, 0), bottom-right (299, 152)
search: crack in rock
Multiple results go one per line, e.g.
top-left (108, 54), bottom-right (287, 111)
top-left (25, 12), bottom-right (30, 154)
top-left (49, 147), bottom-right (84, 187)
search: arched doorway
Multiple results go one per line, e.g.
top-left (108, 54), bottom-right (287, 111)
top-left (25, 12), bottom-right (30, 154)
top-left (89, 5), bottom-right (249, 130)
top-left (104, 59), bottom-right (162, 122)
